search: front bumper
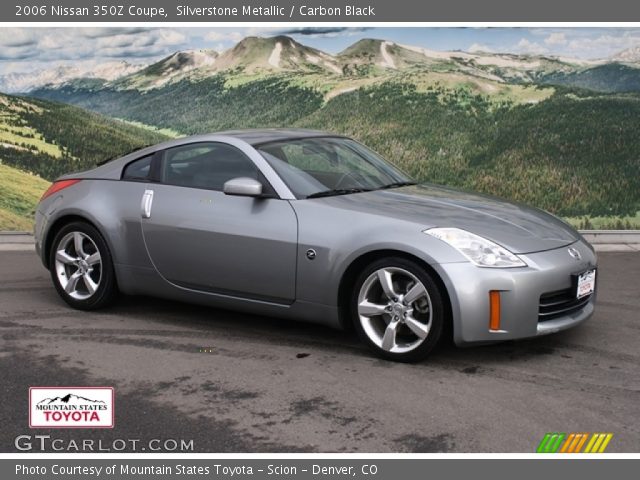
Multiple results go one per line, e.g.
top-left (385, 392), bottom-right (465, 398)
top-left (436, 239), bottom-right (597, 346)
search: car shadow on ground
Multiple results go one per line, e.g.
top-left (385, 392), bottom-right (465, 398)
top-left (105, 293), bottom-right (575, 367)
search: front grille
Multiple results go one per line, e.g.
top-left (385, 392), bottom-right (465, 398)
top-left (539, 288), bottom-right (592, 322)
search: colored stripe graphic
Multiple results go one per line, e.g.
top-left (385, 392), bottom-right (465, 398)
top-left (536, 433), bottom-right (553, 453)
top-left (573, 433), bottom-right (589, 453)
top-left (559, 433), bottom-right (575, 453)
top-left (597, 433), bottom-right (614, 453)
top-left (536, 433), bottom-right (565, 453)
top-left (584, 433), bottom-right (614, 453)
top-left (537, 433), bottom-right (613, 453)
top-left (584, 433), bottom-right (599, 453)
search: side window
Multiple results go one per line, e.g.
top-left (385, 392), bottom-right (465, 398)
top-left (161, 143), bottom-right (260, 191)
top-left (122, 154), bottom-right (153, 181)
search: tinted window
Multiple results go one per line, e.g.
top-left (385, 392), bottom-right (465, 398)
top-left (122, 154), bottom-right (153, 181)
top-left (161, 143), bottom-right (259, 191)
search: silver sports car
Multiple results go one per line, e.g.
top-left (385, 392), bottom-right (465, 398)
top-left (34, 129), bottom-right (597, 362)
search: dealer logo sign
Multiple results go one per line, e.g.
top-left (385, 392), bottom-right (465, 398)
top-left (29, 387), bottom-right (114, 428)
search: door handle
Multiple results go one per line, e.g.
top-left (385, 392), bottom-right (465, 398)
top-left (141, 189), bottom-right (154, 219)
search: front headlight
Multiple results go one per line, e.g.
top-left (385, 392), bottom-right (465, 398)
top-left (424, 227), bottom-right (527, 268)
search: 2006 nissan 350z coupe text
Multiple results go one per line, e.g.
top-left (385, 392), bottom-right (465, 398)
top-left (34, 129), bottom-right (597, 362)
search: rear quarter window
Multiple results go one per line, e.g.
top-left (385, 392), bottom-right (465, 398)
top-left (122, 154), bottom-right (154, 181)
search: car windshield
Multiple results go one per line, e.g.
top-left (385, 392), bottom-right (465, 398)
top-left (257, 137), bottom-right (414, 199)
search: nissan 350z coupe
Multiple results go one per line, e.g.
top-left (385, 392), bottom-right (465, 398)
top-left (34, 129), bottom-right (597, 362)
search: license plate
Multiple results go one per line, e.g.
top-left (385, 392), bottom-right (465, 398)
top-left (576, 269), bottom-right (596, 299)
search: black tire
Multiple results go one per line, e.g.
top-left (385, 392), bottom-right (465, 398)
top-left (351, 256), bottom-right (445, 362)
top-left (49, 221), bottom-right (118, 310)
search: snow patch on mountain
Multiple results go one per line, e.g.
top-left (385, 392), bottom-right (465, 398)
top-left (380, 41), bottom-right (396, 69)
top-left (268, 42), bottom-right (283, 68)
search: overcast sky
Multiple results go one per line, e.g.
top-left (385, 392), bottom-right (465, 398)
top-left (1, 27), bottom-right (639, 75)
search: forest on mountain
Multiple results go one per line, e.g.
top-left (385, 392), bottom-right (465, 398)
top-left (3, 35), bottom-right (640, 229)
top-left (32, 78), bottom-right (640, 219)
top-left (0, 93), bottom-right (166, 229)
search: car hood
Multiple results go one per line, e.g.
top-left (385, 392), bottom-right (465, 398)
top-left (320, 184), bottom-right (579, 254)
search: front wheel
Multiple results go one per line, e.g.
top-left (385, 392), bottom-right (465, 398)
top-left (49, 221), bottom-right (118, 310)
top-left (351, 257), bottom-right (445, 362)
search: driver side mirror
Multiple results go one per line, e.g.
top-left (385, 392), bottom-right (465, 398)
top-left (223, 177), bottom-right (263, 197)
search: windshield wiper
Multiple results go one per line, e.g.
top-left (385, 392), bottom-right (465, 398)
top-left (378, 181), bottom-right (417, 190)
top-left (306, 182), bottom-right (415, 198)
top-left (306, 188), bottom-right (371, 199)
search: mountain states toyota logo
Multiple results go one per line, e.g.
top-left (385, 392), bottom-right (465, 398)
top-left (29, 387), bottom-right (114, 428)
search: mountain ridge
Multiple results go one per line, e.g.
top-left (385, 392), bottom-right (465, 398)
top-left (4, 35), bottom-right (640, 94)
top-left (0, 61), bottom-right (144, 94)
top-left (1, 35), bottom-right (639, 227)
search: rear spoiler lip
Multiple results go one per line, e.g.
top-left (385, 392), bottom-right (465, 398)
top-left (96, 143), bottom-right (155, 166)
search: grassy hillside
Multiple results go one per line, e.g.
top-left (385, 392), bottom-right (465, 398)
top-left (0, 163), bottom-right (49, 230)
top-left (0, 93), bottom-right (167, 180)
top-left (0, 93), bottom-right (168, 229)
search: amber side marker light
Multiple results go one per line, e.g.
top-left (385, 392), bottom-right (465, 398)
top-left (489, 290), bottom-right (501, 331)
top-left (40, 179), bottom-right (81, 201)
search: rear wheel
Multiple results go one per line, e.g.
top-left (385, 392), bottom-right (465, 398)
top-left (49, 222), bottom-right (117, 310)
top-left (351, 257), bottom-right (444, 362)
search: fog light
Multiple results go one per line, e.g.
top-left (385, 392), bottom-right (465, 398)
top-left (489, 290), bottom-right (501, 331)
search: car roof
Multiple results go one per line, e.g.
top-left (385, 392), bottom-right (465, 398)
top-left (103, 129), bottom-right (339, 165)
top-left (68, 129), bottom-right (347, 181)
top-left (213, 128), bottom-right (340, 146)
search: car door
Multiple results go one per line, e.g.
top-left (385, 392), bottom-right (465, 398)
top-left (139, 141), bottom-right (298, 303)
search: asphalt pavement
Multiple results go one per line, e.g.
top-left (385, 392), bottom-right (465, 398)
top-left (0, 250), bottom-right (638, 452)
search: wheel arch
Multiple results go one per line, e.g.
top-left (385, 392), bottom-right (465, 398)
top-left (336, 249), bottom-right (454, 339)
top-left (42, 214), bottom-right (115, 271)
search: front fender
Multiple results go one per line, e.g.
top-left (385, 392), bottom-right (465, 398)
top-left (291, 200), bottom-right (467, 307)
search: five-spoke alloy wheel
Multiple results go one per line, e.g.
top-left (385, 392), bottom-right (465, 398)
top-left (352, 257), bottom-right (444, 362)
top-left (49, 222), bottom-right (117, 310)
